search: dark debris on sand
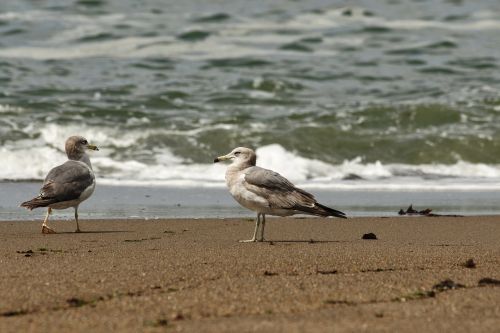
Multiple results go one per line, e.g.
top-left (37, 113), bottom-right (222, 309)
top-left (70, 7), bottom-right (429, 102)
top-left (1, 309), bottom-right (29, 317)
top-left (67, 297), bottom-right (89, 308)
top-left (398, 204), bottom-right (464, 217)
top-left (395, 279), bottom-right (466, 302)
top-left (478, 278), bottom-right (500, 286)
top-left (362, 233), bottom-right (377, 240)
top-left (316, 268), bottom-right (338, 275)
top-left (462, 258), bottom-right (476, 268)
top-left (432, 279), bottom-right (465, 292)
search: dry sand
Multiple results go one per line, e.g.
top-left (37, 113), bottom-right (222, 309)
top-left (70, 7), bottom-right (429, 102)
top-left (0, 216), bottom-right (499, 332)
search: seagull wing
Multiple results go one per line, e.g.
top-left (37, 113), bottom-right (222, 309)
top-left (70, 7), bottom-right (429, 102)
top-left (243, 166), bottom-right (316, 210)
top-left (243, 166), bottom-right (346, 218)
top-left (40, 161), bottom-right (94, 202)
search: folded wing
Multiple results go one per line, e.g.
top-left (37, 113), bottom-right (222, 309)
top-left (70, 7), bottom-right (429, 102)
top-left (243, 166), bottom-right (345, 218)
top-left (21, 161), bottom-right (94, 210)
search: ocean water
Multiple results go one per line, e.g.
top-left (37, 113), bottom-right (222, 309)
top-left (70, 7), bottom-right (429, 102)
top-left (1, 0), bottom-right (500, 212)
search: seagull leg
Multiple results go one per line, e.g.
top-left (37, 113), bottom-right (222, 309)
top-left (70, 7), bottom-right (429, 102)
top-left (239, 213), bottom-right (261, 243)
top-left (258, 214), bottom-right (266, 242)
top-left (41, 207), bottom-right (56, 234)
top-left (74, 206), bottom-right (81, 233)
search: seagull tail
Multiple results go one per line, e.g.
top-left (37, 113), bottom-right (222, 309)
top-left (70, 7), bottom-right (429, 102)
top-left (20, 198), bottom-right (52, 210)
top-left (314, 203), bottom-right (347, 219)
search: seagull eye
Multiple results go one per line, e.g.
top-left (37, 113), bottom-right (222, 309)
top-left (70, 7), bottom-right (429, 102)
top-left (234, 152), bottom-right (241, 156)
top-left (81, 140), bottom-right (88, 145)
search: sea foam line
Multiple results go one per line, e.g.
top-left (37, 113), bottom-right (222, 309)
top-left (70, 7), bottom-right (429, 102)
top-left (3, 141), bottom-right (500, 191)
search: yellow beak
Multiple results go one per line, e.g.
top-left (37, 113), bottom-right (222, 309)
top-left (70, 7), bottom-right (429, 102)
top-left (87, 144), bottom-right (99, 151)
top-left (213, 154), bottom-right (231, 163)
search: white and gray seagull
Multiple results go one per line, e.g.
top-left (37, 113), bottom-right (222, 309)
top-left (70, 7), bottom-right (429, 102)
top-left (21, 136), bottom-right (99, 234)
top-left (214, 147), bottom-right (346, 242)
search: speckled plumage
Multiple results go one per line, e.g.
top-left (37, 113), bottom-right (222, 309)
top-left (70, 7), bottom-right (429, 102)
top-left (215, 147), bottom-right (346, 242)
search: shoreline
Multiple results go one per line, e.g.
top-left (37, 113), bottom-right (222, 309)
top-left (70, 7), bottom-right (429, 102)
top-left (1, 216), bottom-right (499, 332)
top-left (3, 183), bottom-right (500, 221)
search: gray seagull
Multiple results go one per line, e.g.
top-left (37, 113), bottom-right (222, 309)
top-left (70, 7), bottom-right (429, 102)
top-left (214, 147), bottom-right (346, 242)
top-left (21, 136), bottom-right (99, 234)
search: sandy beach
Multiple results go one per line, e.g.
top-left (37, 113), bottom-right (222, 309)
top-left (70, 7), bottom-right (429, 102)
top-left (0, 216), bottom-right (499, 332)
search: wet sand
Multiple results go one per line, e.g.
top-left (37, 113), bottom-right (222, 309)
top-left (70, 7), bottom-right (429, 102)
top-left (0, 216), bottom-right (499, 332)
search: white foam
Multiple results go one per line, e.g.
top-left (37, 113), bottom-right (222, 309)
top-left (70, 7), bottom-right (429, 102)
top-left (0, 10), bottom-right (58, 22)
top-left (0, 145), bottom-right (66, 179)
top-left (255, 144), bottom-right (339, 181)
top-left (230, 7), bottom-right (500, 33)
top-left (254, 145), bottom-right (500, 182)
top-left (0, 104), bottom-right (25, 113)
top-left (300, 7), bottom-right (500, 32)
top-left (3, 131), bottom-right (500, 190)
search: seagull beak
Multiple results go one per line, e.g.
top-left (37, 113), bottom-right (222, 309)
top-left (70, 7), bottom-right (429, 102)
top-left (214, 154), bottom-right (230, 163)
top-left (87, 144), bottom-right (99, 151)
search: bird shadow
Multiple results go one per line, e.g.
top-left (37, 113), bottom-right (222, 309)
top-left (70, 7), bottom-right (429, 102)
top-left (54, 230), bottom-right (131, 234)
top-left (258, 239), bottom-right (348, 244)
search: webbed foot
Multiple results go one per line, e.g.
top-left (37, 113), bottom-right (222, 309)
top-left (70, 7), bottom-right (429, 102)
top-left (42, 225), bottom-right (56, 234)
top-left (239, 238), bottom-right (257, 243)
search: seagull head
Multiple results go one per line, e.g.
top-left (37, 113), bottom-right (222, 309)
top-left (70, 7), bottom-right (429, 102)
top-left (65, 136), bottom-right (99, 160)
top-left (214, 147), bottom-right (256, 167)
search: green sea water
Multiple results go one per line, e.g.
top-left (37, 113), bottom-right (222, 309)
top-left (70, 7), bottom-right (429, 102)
top-left (1, 0), bottom-right (500, 187)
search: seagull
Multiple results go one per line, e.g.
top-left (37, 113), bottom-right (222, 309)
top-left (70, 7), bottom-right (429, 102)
top-left (21, 136), bottom-right (99, 234)
top-left (214, 147), bottom-right (346, 242)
